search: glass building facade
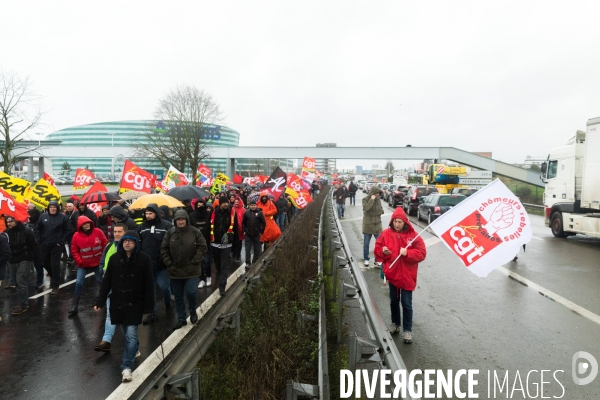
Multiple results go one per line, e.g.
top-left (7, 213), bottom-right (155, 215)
top-left (45, 120), bottom-right (244, 177)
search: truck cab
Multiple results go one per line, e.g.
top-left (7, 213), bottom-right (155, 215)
top-left (541, 119), bottom-right (600, 238)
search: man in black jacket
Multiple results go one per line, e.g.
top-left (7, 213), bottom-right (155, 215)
top-left (210, 195), bottom-right (238, 297)
top-left (6, 217), bottom-right (38, 315)
top-left (274, 194), bottom-right (288, 232)
top-left (242, 199), bottom-right (265, 265)
top-left (35, 201), bottom-right (72, 295)
top-left (94, 230), bottom-right (154, 382)
top-left (108, 205), bottom-right (137, 231)
top-left (72, 202), bottom-right (98, 228)
top-left (189, 198), bottom-right (212, 288)
top-left (137, 204), bottom-right (173, 324)
top-left (334, 183), bottom-right (347, 218)
top-left (348, 180), bottom-right (358, 206)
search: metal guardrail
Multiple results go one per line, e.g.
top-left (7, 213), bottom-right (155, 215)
top-left (327, 192), bottom-right (415, 400)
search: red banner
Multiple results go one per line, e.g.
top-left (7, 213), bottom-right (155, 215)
top-left (0, 187), bottom-right (30, 222)
top-left (196, 163), bottom-right (212, 186)
top-left (73, 168), bottom-right (95, 191)
top-left (119, 160), bottom-right (156, 194)
top-left (43, 172), bottom-right (55, 187)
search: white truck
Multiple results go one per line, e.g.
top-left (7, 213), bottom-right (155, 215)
top-left (541, 117), bottom-right (600, 238)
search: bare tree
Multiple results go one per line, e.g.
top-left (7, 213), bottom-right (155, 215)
top-left (0, 71), bottom-right (44, 173)
top-left (136, 85), bottom-right (223, 184)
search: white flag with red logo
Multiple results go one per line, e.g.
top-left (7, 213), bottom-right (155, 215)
top-left (429, 179), bottom-right (532, 277)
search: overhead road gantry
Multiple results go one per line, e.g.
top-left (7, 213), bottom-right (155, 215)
top-left (210, 146), bottom-right (544, 187)
top-left (30, 144), bottom-right (543, 187)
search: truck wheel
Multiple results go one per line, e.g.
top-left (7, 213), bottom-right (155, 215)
top-left (550, 212), bottom-right (567, 238)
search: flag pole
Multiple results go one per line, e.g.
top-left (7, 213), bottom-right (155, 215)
top-left (386, 224), bottom-right (431, 269)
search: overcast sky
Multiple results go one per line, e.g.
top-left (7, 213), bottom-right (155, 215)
top-left (3, 1), bottom-right (600, 166)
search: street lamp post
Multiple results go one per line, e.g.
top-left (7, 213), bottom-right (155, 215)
top-left (34, 132), bottom-right (43, 146)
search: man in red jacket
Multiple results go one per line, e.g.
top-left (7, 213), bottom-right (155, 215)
top-left (374, 207), bottom-right (426, 344)
top-left (69, 216), bottom-right (107, 316)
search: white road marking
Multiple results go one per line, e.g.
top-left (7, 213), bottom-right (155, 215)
top-left (29, 272), bottom-right (95, 299)
top-left (422, 233), bottom-right (600, 327)
top-left (495, 267), bottom-right (600, 326)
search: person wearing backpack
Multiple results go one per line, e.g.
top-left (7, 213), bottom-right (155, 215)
top-left (160, 209), bottom-right (208, 330)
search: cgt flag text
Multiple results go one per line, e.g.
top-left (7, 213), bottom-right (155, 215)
top-left (119, 160), bottom-right (157, 194)
top-left (429, 179), bottom-right (532, 277)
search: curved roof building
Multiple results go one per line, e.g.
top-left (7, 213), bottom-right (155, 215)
top-left (45, 120), bottom-right (241, 177)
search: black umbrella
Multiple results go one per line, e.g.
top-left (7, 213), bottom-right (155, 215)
top-left (167, 185), bottom-right (210, 201)
top-left (80, 191), bottom-right (121, 204)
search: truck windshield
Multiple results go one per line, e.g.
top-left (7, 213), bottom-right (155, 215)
top-left (547, 160), bottom-right (558, 179)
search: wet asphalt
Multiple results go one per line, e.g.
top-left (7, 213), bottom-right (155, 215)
top-left (0, 260), bottom-right (217, 399)
top-left (339, 191), bottom-right (600, 399)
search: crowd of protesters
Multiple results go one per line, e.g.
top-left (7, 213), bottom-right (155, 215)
top-left (0, 182), bottom-right (309, 382)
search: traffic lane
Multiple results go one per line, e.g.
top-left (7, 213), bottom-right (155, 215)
top-left (501, 214), bottom-right (600, 316)
top-left (343, 192), bottom-right (600, 398)
top-left (0, 263), bottom-right (215, 400)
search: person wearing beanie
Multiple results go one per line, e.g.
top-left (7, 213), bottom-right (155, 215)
top-left (242, 199), bottom-right (265, 265)
top-left (35, 200), bottom-right (73, 295)
top-left (161, 209), bottom-right (208, 330)
top-left (138, 204), bottom-right (174, 324)
top-left (68, 216), bottom-right (107, 316)
top-left (208, 195), bottom-right (239, 296)
top-left (95, 229), bottom-right (154, 382)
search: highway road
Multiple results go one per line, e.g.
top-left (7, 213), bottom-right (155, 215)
top-left (339, 190), bottom-right (600, 399)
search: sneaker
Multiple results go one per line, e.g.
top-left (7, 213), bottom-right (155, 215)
top-left (206, 277), bottom-right (211, 286)
top-left (4, 283), bottom-right (16, 290)
top-left (50, 288), bottom-right (59, 296)
top-left (35, 284), bottom-right (44, 290)
top-left (403, 331), bottom-right (413, 344)
top-left (121, 368), bottom-right (133, 382)
top-left (94, 341), bottom-right (111, 352)
top-left (363, 260), bottom-right (370, 266)
top-left (165, 302), bottom-right (173, 315)
top-left (143, 313), bottom-right (157, 325)
top-left (374, 262), bottom-right (382, 268)
top-left (12, 305), bottom-right (29, 315)
top-left (198, 280), bottom-right (206, 289)
top-left (135, 350), bottom-right (141, 358)
top-left (173, 320), bottom-right (187, 330)
top-left (389, 324), bottom-right (400, 335)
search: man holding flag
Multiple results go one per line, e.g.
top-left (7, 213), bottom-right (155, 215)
top-left (374, 207), bottom-right (426, 344)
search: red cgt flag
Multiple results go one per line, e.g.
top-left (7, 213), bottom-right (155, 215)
top-left (119, 160), bottom-right (156, 194)
top-left (73, 168), bottom-right (95, 191)
top-left (0, 187), bottom-right (30, 222)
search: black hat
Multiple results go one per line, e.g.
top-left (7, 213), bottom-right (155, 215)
top-left (248, 199), bottom-right (257, 205)
top-left (219, 195), bottom-right (228, 205)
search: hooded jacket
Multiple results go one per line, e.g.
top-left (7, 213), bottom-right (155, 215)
top-left (257, 194), bottom-right (280, 242)
top-left (160, 209), bottom-right (208, 279)
top-left (96, 230), bottom-right (154, 325)
top-left (137, 203), bottom-right (173, 269)
top-left (71, 216), bottom-right (108, 268)
top-left (159, 205), bottom-right (172, 223)
top-left (71, 205), bottom-right (98, 231)
top-left (108, 205), bottom-right (137, 230)
top-left (242, 206), bottom-right (266, 238)
top-left (362, 186), bottom-right (384, 235)
top-left (5, 220), bottom-right (39, 264)
top-left (35, 201), bottom-right (72, 246)
top-left (232, 196), bottom-right (246, 239)
top-left (189, 202), bottom-right (211, 244)
top-left (374, 208), bottom-right (426, 291)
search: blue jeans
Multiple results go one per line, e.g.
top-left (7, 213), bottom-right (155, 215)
top-left (152, 268), bottom-right (172, 314)
top-left (171, 277), bottom-right (199, 321)
top-left (389, 283), bottom-right (413, 332)
top-left (276, 213), bottom-right (286, 232)
top-left (337, 203), bottom-right (345, 217)
top-left (102, 293), bottom-right (116, 343)
top-left (349, 193), bottom-right (356, 205)
top-left (120, 325), bottom-right (139, 371)
top-left (74, 266), bottom-right (102, 296)
top-left (363, 233), bottom-right (380, 262)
